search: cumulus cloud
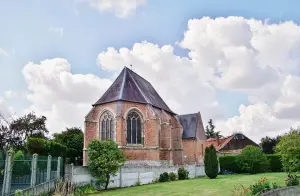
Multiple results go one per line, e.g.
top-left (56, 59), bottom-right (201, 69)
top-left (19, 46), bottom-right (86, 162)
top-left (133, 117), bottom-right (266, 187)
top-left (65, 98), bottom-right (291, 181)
top-left (79, 0), bottom-right (145, 18)
top-left (22, 58), bottom-right (111, 133)
top-left (49, 27), bottom-right (64, 37)
top-left (0, 48), bottom-right (8, 57)
top-left (18, 16), bottom-right (300, 142)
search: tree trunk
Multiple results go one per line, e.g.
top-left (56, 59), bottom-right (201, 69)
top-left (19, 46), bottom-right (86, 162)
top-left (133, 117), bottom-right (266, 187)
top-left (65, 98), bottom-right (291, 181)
top-left (105, 174), bottom-right (110, 190)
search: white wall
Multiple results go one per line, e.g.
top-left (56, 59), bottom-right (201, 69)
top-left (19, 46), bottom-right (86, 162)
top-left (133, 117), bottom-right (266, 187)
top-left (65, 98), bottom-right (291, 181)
top-left (68, 164), bottom-right (205, 189)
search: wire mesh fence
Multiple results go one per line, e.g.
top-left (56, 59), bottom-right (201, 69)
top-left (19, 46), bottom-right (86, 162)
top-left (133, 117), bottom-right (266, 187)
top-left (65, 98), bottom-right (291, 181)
top-left (1, 152), bottom-right (63, 196)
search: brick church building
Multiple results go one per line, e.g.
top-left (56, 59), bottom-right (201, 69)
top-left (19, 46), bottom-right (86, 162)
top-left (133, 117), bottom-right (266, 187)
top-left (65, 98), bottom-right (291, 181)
top-left (83, 67), bottom-right (206, 166)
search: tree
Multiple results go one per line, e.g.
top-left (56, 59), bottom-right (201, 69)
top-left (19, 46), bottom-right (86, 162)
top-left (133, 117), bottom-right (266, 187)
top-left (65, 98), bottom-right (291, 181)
top-left (260, 136), bottom-right (280, 154)
top-left (204, 144), bottom-right (219, 179)
top-left (205, 119), bottom-right (223, 139)
top-left (88, 140), bottom-right (126, 190)
top-left (236, 145), bottom-right (269, 174)
top-left (53, 127), bottom-right (84, 164)
top-left (275, 127), bottom-right (300, 173)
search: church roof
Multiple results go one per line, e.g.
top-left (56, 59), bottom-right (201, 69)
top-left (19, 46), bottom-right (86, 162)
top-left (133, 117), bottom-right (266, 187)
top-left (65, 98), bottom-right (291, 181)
top-left (177, 113), bottom-right (198, 139)
top-left (93, 67), bottom-right (175, 114)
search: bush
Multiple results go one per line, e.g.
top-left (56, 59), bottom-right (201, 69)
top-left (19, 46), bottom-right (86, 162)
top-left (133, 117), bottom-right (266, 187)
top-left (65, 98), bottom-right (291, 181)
top-left (204, 145), bottom-right (219, 179)
top-left (178, 167), bottom-right (189, 180)
top-left (285, 174), bottom-right (299, 186)
top-left (236, 146), bottom-right (269, 174)
top-left (13, 151), bottom-right (31, 177)
top-left (75, 183), bottom-right (96, 196)
top-left (45, 141), bottom-right (67, 157)
top-left (159, 172), bottom-right (169, 182)
top-left (26, 138), bottom-right (67, 157)
top-left (266, 154), bottom-right (283, 172)
top-left (219, 156), bottom-right (240, 173)
top-left (249, 177), bottom-right (279, 195)
top-left (169, 172), bottom-right (178, 181)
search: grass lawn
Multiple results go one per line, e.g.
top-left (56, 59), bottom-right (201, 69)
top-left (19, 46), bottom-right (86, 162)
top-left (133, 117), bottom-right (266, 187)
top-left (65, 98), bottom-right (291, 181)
top-left (92, 172), bottom-right (286, 196)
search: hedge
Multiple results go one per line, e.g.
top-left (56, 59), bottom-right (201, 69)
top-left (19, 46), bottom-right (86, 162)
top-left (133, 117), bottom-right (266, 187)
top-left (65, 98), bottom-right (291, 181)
top-left (219, 156), bottom-right (240, 173)
top-left (266, 154), bottom-right (283, 172)
top-left (219, 154), bottom-right (283, 173)
top-left (27, 138), bottom-right (67, 157)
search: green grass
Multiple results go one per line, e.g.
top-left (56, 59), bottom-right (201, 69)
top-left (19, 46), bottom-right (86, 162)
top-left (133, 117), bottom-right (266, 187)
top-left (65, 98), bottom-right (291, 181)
top-left (92, 173), bottom-right (286, 196)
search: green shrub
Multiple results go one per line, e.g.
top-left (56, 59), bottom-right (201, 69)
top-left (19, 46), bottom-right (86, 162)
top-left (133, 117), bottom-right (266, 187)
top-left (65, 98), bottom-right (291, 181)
top-left (266, 154), bottom-right (283, 172)
top-left (204, 145), bottom-right (219, 179)
top-left (13, 151), bottom-right (31, 176)
top-left (169, 172), bottom-right (178, 181)
top-left (45, 141), bottom-right (67, 157)
top-left (249, 177), bottom-right (280, 195)
top-left (75, 183), bottom-right (96, 196)
top-left (236, 146), bottom-right (269, 174)
top-left (159, 172), bottom-right (169, 182)
top-left (285, 174), bottom-right (299, 186)
top-left (26, 138), bottom-right (67, 157)
top-left (219, 156), bottom-right (240, 173)
top-left (178, 167), bottom-right (189, 180)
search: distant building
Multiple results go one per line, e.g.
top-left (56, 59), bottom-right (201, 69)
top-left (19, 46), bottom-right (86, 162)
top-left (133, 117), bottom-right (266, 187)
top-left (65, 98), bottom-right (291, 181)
top-left (205, 133), bottom-right (259, 156)
top-left (83, 67), bottom-right (206, 166)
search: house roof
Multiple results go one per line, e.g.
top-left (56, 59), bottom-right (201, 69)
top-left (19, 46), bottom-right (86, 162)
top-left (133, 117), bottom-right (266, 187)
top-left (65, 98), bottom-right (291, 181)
top-left (206, 136), bottom-right (233, 151)
top-left (177, 113), bottom-right (198, 139)
top-left (93, 67), bottom-right (175, 114)
top-left (205, 133), bottom-right (259, 151)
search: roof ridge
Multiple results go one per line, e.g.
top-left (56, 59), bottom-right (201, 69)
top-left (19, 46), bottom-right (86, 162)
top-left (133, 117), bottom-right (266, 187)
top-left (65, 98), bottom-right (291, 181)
top-left (119, 67), bottom-right (127, 99)
top-left (126, 68), bottom-right (150, 103)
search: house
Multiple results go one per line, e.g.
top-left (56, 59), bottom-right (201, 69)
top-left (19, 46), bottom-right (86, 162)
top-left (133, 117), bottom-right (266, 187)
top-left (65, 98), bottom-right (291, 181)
top-left (83, 66), bottom-right (206, 166)
top-left (205, 133), bottom-right (259, 156)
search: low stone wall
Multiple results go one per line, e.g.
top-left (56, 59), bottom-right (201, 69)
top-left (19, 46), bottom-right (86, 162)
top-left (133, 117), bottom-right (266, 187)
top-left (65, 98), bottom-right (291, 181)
top-left (262, 186), bottom-right (300, 196)
top-left (67, 164), bottom-right (205, 189)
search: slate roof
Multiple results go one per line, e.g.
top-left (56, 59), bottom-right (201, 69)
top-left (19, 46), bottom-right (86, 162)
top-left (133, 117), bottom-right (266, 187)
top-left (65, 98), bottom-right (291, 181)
top-left (93, 67), bottom-right (175, 114)
top-left (177, 113), bottom-right (198, 139)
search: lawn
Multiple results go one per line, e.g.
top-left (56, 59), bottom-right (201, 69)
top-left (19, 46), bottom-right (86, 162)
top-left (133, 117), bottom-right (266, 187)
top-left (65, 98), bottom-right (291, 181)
top-left (92, 172), bottom-right (286, 196)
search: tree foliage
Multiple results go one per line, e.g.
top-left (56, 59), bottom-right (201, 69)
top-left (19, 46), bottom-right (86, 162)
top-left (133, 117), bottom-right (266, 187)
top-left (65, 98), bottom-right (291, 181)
top-left (88, 140), bottom-right (126, 190)
top-left (13, 150), bottom-right (31, 176)
top-left (26, 137), bottom-right (67, 157)
top-left (53, 127), bottom-right (83, 163)
top-left (0, 112), bottom-right (48, 159)
top-left (204, 144), bottom-right (219, 179)
top-left (236, 145), bottom-right (269, 174)
top-left (260, 136), bottom-right (280, 154)
top-left (205, 119), bottom-right (222, 139)
top-left (275, 127), bottom-right (300, 173)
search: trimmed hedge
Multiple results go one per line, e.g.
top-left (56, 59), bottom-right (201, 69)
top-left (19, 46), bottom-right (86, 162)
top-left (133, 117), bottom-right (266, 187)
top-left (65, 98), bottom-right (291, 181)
top-left (266, 154), bottom-right (283, 172)
top-left (26, 137), bottom-right (67, 157)
top-left (219, 156), bottom-right (240, 173)
top-left (219, 154), bottom-right (283, 174)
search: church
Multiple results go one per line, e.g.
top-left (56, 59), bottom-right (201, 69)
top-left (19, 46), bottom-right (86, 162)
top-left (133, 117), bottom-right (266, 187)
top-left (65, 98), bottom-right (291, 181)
top-left (83, 67), bottom-right (206, 166)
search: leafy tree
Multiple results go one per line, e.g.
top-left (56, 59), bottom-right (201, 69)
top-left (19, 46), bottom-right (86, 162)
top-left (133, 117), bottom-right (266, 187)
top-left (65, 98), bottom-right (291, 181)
top-left (26, 137), bottom-right (67, 157)
top-left (236, 145), bottom-right (269, 174)
top-left (13, 150), bottom-right (31, 176)
top-left (53, 127), bottom-right (83, 163)
top-left (204, 144), bottom-right (219, 179)
top-left (205, 119), bottom-right (223, 139)
top-left (260, 136), bottom-right (280, 154)
top-left (275, 127), bottom-right (300, 173)
top-left (0, 112), bottom-right (48, 159)
top-left (88, 140), bottom-right (126, 190)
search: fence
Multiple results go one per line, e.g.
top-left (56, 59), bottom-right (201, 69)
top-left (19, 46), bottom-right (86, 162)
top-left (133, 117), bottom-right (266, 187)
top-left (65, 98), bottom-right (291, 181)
top-left (1, 151), bottom-right (63, 196)
top-left (67, 164), bottom-right (206, 189)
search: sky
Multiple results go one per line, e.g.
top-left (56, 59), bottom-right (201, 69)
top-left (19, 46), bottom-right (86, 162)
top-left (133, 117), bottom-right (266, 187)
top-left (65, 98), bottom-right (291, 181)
top-left (1, 0), bottom-right (300, 142)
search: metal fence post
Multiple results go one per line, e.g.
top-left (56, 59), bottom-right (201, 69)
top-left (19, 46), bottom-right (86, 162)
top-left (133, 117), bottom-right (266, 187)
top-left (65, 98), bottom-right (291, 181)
top-left (46, 155), bottom-right (52, 192)
top-left (30, 154), bottom-right (38, 195)
top-left (2, 150), bottom-right (14, 196)
top-left (57, 157), bottom-right (61, 179)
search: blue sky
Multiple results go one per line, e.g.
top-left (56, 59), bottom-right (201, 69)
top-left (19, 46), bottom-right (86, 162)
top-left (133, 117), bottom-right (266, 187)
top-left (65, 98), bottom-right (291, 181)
top-left (1, 0), bottom-right (300, 140)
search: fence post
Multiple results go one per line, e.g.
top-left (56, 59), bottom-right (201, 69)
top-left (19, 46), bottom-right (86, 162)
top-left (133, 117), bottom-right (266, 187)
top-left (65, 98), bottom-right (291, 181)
top-left (46, 155), bottom-right (52, 192)
top-left (57, 157), bottom-right (61, 179)
top-left (2, 150), bottom-right (14, 196)
top-left (119, 167), bottom-right (122, 188)
top-left (30, 153), bottom-right (38, 195)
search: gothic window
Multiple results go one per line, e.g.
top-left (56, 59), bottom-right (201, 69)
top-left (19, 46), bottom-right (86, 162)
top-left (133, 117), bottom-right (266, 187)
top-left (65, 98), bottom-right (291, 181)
top-left (126, 111), bottom-right (142, 144)
top-left (100, 111), bottom-right (114, 141)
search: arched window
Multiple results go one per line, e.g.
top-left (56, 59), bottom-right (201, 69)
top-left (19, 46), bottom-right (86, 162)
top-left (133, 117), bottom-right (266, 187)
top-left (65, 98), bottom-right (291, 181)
top-left (100, 111), bottom-right (114, 140)
top-left (126, 111), bottom-right (142, 144)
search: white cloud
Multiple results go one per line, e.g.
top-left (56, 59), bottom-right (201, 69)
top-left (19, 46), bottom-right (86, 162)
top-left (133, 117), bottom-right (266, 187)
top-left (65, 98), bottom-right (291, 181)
top-left (49, 27), bottom-right (64, 37)
top-left (22, 58), bottom-right (111, 133)
top-left (79, 0), bottom-right (145, 18)
top-left (16, 16), bottom-right (300, 142)
top-left (0, 97), bottom-right (14, 119)
top-left (0, 48), bottom-right (8, 57)
top-left (4, 90), bottom-right (18, 99)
